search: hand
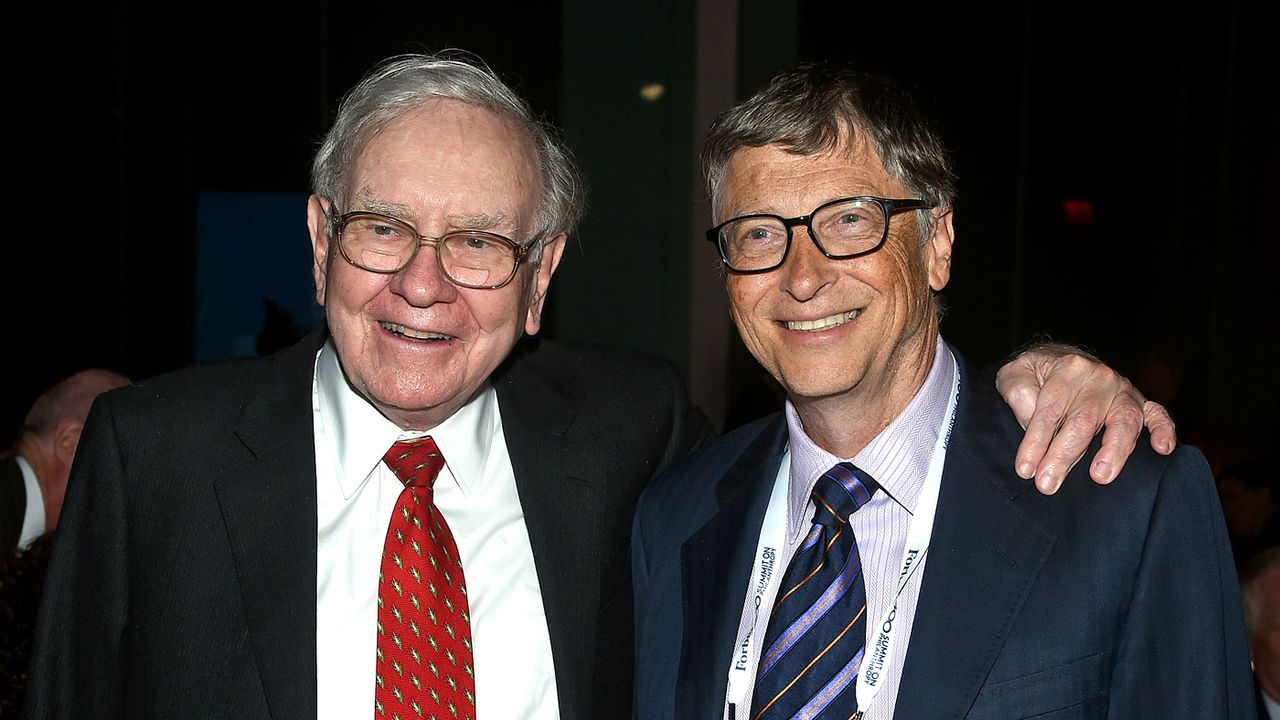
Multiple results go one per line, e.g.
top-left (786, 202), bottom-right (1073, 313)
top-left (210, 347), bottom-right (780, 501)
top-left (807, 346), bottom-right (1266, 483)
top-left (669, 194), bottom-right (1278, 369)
top-left (996, 344), bottom-right (1177, 495)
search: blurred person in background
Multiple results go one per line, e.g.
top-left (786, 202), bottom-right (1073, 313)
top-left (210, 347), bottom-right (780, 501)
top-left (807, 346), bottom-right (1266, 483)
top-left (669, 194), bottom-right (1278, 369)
top-left (1, 369), bottom-right (130, 555)
top-left (1242, 546), bottom-right (1280, 719)
top-left (1, 368), bottom-right (129, 715)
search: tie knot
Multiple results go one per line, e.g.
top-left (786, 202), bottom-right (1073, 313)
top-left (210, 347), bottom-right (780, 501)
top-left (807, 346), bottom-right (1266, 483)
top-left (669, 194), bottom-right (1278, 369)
top-left (383, 437), bottom-right (446, 488)
top-left (811, 462), bottom-right (879, 527)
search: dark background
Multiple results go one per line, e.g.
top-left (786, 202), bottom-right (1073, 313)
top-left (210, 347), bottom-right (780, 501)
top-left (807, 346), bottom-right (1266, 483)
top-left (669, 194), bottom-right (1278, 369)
top-left (7, 0), bottom-right (1276, 467)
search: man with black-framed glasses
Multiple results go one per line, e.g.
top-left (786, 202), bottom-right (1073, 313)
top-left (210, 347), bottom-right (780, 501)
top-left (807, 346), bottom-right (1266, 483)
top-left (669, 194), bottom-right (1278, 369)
top-left (633, 63), bottom-right (1256, 720)
top-left (706, 196), bottom-right (932, 275)
top-left (28, 52), bottom-right (1182, 720)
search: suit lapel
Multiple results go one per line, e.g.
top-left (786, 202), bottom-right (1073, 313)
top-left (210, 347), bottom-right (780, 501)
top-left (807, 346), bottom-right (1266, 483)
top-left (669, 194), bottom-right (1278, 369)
top-left (215, 336), bottom-right (321, 719)
top-left (495, 351), bottom-right (605, 720)
top-left (677, 415), bottom-right (788, 719)
top-left (893, 367), bottom-right (1057, 720)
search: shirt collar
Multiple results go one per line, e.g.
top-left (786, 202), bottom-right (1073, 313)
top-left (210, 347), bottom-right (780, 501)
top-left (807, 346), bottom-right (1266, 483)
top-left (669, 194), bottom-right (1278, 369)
top-left (784, 338), bottom-right (956, 530)
top-left (15, 455), bottom-right (44, 548)
top-left (314, 339), bottom-right (499, 499)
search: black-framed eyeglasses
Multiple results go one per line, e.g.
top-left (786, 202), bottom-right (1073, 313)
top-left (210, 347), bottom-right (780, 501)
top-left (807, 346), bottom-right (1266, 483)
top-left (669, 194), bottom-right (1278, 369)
top-left (331, 211), bottom-right (534, 290)
top-left (705, 196), bottom-right (934, 274)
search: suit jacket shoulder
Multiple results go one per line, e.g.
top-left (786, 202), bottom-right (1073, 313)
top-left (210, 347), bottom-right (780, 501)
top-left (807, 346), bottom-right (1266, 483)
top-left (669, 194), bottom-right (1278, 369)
top-left (496, 337), bottom-right (715, 571)
top-left (632, 412), bottom-right (787, 720)
top-left (25, 333), bottom-right (322, 719)
top-left (496, 337), bottom-right (714, 559)
top-left (493, 338), bottom-right (713, 720)
top-left (636, 412), bottom-right (783, 545)
top-left (895, 359), bottom-right (1255, 719)
top-left (496, 339), bottom-right (710, 453)
top-left (95, 330), bottom-right (320, 434)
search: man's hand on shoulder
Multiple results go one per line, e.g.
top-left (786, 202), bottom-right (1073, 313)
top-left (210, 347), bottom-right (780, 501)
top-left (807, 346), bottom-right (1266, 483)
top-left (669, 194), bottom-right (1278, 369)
top-left (996, 342), bottom-right (1177, 495)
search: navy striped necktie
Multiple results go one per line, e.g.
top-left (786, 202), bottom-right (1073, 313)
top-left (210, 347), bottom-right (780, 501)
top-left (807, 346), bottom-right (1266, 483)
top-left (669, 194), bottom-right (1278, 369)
top-left (751, 462), bottom-right (880, 720)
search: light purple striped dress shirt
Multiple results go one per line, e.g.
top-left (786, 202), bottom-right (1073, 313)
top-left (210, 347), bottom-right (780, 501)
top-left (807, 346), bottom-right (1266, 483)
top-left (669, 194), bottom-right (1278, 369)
top-left (726, 339), bottom-right (956, 720)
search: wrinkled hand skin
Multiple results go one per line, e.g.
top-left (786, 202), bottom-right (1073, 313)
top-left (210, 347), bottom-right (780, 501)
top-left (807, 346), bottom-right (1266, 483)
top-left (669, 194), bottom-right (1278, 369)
top-left (996, 345), bottom-right (1177, 495)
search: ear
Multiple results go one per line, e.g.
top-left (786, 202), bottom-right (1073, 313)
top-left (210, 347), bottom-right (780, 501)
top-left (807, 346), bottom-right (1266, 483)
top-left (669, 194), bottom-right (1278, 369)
top-left (307, 195), bottom-right (333, 306)
top-left (926, 206), bottom-right (955, 292)
top-left (524, 233), bottom-right (567, 335)
top-left (52, 418), bottom-right (83, 466)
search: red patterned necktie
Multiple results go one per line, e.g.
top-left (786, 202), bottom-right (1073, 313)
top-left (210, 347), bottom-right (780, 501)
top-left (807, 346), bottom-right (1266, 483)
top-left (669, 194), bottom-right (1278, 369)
top-left (376, 437), bottom-right (475, 720)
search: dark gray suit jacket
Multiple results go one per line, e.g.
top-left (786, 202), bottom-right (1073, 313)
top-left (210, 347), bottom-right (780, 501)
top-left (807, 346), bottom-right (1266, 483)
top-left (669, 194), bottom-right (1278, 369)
top-left (633, 357), bottom-right (1256, 719)
top-left (25, 331), bottom-right (710, 719)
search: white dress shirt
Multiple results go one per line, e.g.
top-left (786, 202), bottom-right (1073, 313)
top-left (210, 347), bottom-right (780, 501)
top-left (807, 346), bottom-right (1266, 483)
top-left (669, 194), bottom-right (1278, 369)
top-left (727, 339), bottom-right (956, 720)
top-left (15, 455), bottom-right (45, 550)
top-left (313, 341), bottom-right (559, 719)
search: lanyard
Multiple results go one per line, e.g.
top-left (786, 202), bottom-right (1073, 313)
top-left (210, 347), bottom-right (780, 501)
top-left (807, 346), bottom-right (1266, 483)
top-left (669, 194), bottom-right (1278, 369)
top-left (854, 361), bottom-right (958, 709)
top-left (726, 355), bottom-right (960, 717)
top-left (725, 452), bottom-right (792, 709)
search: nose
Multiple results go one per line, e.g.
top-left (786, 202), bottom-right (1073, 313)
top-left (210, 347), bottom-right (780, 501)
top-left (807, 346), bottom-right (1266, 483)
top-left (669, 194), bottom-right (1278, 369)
top-left (388, 241), bottom-right (459, 307)
top-left (778, 227), bottom-right (837, 302)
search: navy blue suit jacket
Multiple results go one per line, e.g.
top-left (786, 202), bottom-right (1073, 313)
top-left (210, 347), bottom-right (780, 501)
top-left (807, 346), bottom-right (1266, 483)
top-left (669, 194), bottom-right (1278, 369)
top-left (26, 331), bottom-right (710, 720)
top-left (633, 358), bottom-right (1256, 719)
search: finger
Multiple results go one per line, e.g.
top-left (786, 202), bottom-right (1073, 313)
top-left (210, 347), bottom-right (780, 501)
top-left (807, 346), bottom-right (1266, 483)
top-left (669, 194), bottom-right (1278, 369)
top-left (1143, 401), bottom-right (1178, 454)
top-left (1015, 387), bottom-right (1071, 482)
top-left (1014, 354), bottom-right (1100, 483)
top-left (1030, 357), bottom-right (1129, 492)
top-left (995, 359), bottom-right (1041, 430)
top-left (1033, 401), bottom-right (1106, 494)
top-left (1087, 397), bottom-right (1144, 484)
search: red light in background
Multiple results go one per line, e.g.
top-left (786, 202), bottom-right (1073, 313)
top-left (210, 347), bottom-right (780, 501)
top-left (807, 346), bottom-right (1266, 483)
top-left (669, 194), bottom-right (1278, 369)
top-left (1062, 199), bottom-right (1094, 225)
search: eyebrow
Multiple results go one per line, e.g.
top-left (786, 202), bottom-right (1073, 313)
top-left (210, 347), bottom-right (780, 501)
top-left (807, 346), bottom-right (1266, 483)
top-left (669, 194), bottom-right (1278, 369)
top-left (449, 212), bottom-right (513, 232)
top-left (351, 191), bottom-right (518, 234)
top-left (725, 195), bottom-right (880, 220)
top-left (356, 196), bottom-right (416, 218)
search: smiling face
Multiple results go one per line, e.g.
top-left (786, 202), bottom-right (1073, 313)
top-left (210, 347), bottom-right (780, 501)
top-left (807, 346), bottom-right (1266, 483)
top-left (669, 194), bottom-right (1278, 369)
top-left (307, 99), bottom-right (565, 430)
top-left (721, 133), bottom-right (954, 448)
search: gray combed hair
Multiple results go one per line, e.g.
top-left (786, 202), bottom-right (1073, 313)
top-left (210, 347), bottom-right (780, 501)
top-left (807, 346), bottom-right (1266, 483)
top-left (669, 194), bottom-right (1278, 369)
top-left (311, 51), bottom-right (585, 261)
top-left (700, 63), bottom-right (957, 235)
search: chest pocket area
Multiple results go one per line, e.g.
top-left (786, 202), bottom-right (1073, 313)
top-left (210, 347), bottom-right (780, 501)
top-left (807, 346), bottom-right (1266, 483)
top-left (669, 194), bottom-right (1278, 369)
top-left (966, 652), bottom-right (1106, 720)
